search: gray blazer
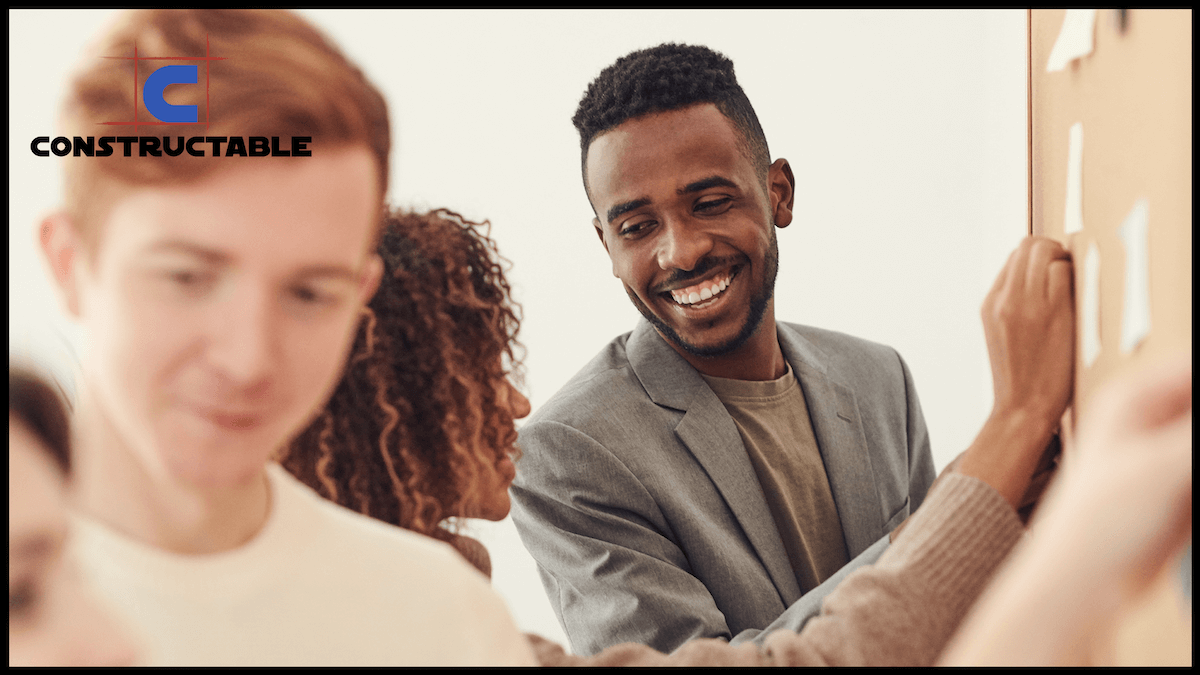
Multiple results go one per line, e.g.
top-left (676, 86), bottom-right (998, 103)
top-left (510, 320), bottom-right (936, 656)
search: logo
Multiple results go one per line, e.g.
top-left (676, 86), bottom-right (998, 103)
top-left (143, 64), bottom-right (201, 124)
top-left (32, 38), bottom-right (311, 158)
top-left (105, 43), bottom-right (217, 129)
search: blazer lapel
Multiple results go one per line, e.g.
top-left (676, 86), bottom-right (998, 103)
top-left (777, 325), bottom-right (884, 558)
top-left (626, 320), bottom-right (802, 605)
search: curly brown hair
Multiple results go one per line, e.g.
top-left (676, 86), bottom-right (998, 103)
top-left (280, 207), bottom-right (523, 545)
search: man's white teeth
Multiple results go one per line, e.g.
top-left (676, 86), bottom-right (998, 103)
top-left (671, 274), bottom-right (732, 305)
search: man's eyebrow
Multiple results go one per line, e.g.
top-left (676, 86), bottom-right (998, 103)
top-left (606, 198), bottom-right (651, 226)
top-left (142, 241), bottom-right (359, 281)
top-left (142, 240), bottom-right (229, 264)
top-left (680, 175), bottom-right (738, 194)
top-left (291, 264), bottom-right (360, 283)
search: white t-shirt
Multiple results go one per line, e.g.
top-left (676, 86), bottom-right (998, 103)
top-left (71, 463), bottom-right (537, 666)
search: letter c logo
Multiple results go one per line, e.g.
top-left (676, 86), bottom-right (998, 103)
top-left (143, 65), bottom-right (199, 124)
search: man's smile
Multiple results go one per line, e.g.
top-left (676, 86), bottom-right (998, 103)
top-left (665, 267), bottom-right (738, 307)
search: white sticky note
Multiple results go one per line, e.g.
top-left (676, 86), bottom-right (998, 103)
top-left (1063, 123), bottom-right (1084, 234)
top-left (1118, 199), bottom-right (1151, 352)
top-left (1081, 241), bottom-right (1102, 367)
top-left (1046, 9), bottom-right (1097, 72)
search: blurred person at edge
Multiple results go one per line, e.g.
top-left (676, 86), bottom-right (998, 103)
top-left (10, 365), bottom-right (139, 667)
top-left (35, 9), bottom-right (533, 666)
top-left (942, 352), bottom-right (1191, 666)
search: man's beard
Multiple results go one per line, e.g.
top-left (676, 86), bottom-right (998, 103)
top-left (627, 227), bottom-right (779, 359)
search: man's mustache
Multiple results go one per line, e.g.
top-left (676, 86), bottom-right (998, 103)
top-left (652, 256), bottom-right (745, 294)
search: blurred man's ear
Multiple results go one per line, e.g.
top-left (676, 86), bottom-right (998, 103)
top-left (38, 212), bottom-right (85, 318)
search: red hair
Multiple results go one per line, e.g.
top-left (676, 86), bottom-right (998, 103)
top-left (60, 9), bottom-right (390, 249)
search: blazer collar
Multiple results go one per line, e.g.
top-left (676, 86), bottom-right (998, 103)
top-left (625, 319), bottom-right (706, 411)
top-left (777, 324), bottom-right (883, 558)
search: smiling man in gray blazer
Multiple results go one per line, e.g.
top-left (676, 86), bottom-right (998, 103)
top-left (512, 43), bottom-right (959, 656)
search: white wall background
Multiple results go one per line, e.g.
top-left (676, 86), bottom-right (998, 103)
top-left (9, 9), bottom-right (1028, 651)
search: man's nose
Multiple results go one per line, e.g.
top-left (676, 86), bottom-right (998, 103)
top-left (655, 217), bottom-right (713, 273)
top-left (208, 285), bottom-right (277, 391)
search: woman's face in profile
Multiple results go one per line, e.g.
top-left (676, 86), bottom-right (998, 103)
top-left (471, 376), bottom-right (532, 522)
top-left (8, 417), bottom-right (138, 667)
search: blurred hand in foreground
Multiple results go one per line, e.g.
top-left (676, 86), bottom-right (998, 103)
top-left (942, 352), bottom-right (1192, 666)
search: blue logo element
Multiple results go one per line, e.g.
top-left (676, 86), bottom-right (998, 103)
top-left (143, 65), bottom-right (199, 124)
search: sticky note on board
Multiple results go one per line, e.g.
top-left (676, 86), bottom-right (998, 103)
top-left (1118, 199), bottom-right (1152, 352)
top-left (1063, 123), bottom-right (1084, 234)
top-left (1046, 9), bottom-right (1097, 72)
top-left (1081, 241), bottom-right (1102, 367)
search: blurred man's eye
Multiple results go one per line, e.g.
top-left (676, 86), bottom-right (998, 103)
top-left (287, 283), bottom-right (349, 311)
top-left (8, 578), bottom-right (42, 623)
top-left (164, 269), bottom-right (216, 294)
top-left (170, 270), bottom-right (201, 285)
top-left (291, 286), bottom-right (327, 304)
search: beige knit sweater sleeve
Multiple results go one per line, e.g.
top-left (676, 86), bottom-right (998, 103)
top-left (528, 472), bottom-right (1024, 666)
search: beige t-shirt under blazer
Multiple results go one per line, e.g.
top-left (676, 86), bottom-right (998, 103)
top-left (702, 364), bottom-right (850, 594)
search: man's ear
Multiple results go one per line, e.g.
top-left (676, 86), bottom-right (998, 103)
top-left (358, 253), bottom-right (384, 304)
top-left (593, 217), bottom-right (610, 254)
top-left (37, 212), bottom-right (85, 318)
top-left (768, 158), bottom-right (796, 229)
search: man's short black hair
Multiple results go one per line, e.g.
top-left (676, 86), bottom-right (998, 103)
top-left (573, 43), bottom-right (771, 195)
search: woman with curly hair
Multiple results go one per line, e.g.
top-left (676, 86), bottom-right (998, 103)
top-left (280, 207), bottom-right (528, 577)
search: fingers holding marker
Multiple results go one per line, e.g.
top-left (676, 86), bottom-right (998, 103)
top-left (980, 236), bottom-right (1078, 424)
top-left (986, 236), bottom-right (1069, 318)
